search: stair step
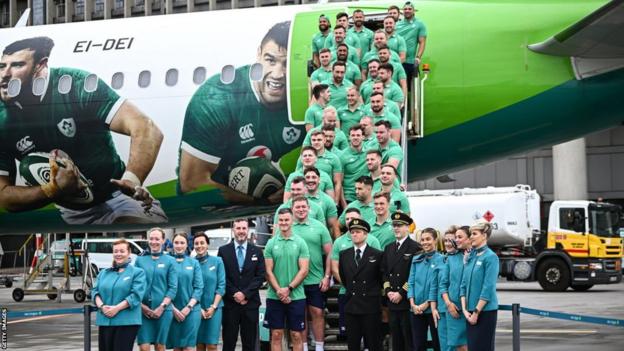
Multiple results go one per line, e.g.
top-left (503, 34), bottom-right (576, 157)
top-left (325, 327), bottom-right (341, 336)
top-left (325, 312), bottom-right (340, 320)
top-left (327, 297), bottom-right (338, 305)
top-left (322, 343), bottom-right (349, 351)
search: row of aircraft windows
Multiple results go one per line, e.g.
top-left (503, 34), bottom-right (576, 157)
top-left (5, 64), bottom-right (265, 98)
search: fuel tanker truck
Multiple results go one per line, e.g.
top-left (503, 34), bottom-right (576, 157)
top-left (406, 185), bottom-right (623, 291)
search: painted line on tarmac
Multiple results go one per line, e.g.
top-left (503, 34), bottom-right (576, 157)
top-left (7, 314), bottom-right (72, 324)
top-left (498, 329), bottom-right (597, 334)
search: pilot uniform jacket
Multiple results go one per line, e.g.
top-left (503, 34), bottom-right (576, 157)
top-left (382, 237), bottom-right (422, 311)
top-left (339, 245), bottom-right (384, 315)
top-left (218, 241), bottom-right (266, 310)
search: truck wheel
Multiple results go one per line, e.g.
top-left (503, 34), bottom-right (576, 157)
top-left (12, 288), bottom-right (24, 302)
top-left (4, 279), bottom-right (13, 288)
top-left (571, 284), bottom-right (593, 292)
top-left (537, 258), bottom-right (570, 292)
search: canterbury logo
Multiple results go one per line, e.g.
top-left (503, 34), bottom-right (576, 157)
top-left (16, 136), bottom-right (34, 153)
top-left (239, 124), bottom-right (254, 140)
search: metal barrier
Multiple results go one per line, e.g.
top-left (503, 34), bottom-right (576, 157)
top-left (5, 304), bottom-right (623, 350)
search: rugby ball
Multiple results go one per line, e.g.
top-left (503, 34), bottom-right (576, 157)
top-left (228, 156), bottom-right (285, 199)
top-left (19, 151), bottom-right (94, 207)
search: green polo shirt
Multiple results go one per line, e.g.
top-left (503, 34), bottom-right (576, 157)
top-left (359, 79), bottom-right (375, 103)
top-left (303, 126), bottom-right (349, 151)
top-left (348, 26), bottom-right (374, 58)
top-left (296, 149), bottom-right (342, 177)
top-left (330, 45), bottom-right (361, 67)
top-left (362, 101), bottom-right (401, 117)
top-left (310, 67), bottom-right (333, 84)
top-left (339, 199), bottom-right (375, 226)
top-left (304, 103), bottom-right (326, 128)
top-left (362, 136), bottom-right (379, 152)
top-left (371, 112), bottom-right (402, 130)
top-left (380, 140), bottom-right (404, 175)
top-left (285, 169), bottom-right (334, 193)
top-left (360, 48), bottom-right (401, 70)
top-left (396, 18), bottom-right (428, 64)
top-left (338, 147), bottom-right (369, 203)
top-left (370, 216), bottom-right (395, 249)
top-left (306, 191), bottom-right (338, 222)
top-left (323, 78), bottom-right (354, 110)
top-left (331, 233), bottom-right (381, 294)
top-left (372, 178), bottom-right (401, 194)
top-left (274, 199), bottom-right (326, 225)
top-left (388, 188), bottom-right (410, 215)
top-left (292, 218), bottom-right (332, 285)
top-left (312, 31), bottom-right (330, 55)
top-left (338, 105), bottom-right (366, 136)
top-left (264, 233), bottom-right (310, 301)
top-left (386, 33), bottom-right (407, 57)
top-left (324, 32), bottom-right (362, 53)
top-left (383, 81), bottom-right (404, 105)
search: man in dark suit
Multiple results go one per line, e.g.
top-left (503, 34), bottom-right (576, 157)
top-left (338, 218), bottom-right (384, 351)
top-left (218, 218), bottom-right (266, 351)
top-left (382, 212), bottom-right (423, 351)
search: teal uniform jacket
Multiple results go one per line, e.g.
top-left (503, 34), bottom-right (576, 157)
top-left (440, 251), bottom-right (468, 348)
top-left (135, 253), bottom-right (178, 345)
top-left (167, 256), bottom-right (204, 348)
top-left (92, 264), bottom-right (146, 326)
top-left (407, 251), bottom-right (442, 314)
top-left (430, 254), bottom-right (449, 350)
top-left (460, 246), bottom-right (499, 312)
top-left (197, 255), bottom-right (226, 345)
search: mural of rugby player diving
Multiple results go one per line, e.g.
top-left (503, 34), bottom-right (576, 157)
top-left (0, 1), bottom-right (623, 234)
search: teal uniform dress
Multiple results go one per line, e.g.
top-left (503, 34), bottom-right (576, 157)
top-left (197, 255), bottom-right (226, 345)
top-left (430, 254), bottom-right (449, 350)
top-left (439, 251), bottom-right (467, 349)
top-left (166, 255), bottom-right (204, 348)
top-left (92, 263), bottom-right (146, 326)
top-left (407, 251), bottom-right (442, 350)
top-left (135, 252), bottom-right (178, 345)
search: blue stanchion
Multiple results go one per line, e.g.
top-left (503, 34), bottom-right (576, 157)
top-left (499, 304), bottom-right (624, 328)
top-left (7, 307), bottom-right (84, 319)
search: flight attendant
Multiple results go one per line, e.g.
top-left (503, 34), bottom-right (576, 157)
top-left (461, 221), bottom-right (499, 351)
top-left (166, 233), bottom-right (204, 351)
top-left (438, 226), bottom-right (469, 351)
top-left (136, 228), bottom-right (178, 351)
top-left (93, 239), bottom-right (146, 351)
top-left (195, 232), bottom-right (226, 351)
top-left (407, 227), bottom-right (441, 351)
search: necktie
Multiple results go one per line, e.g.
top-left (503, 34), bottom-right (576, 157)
top-left (355, 248), bottom-right (362, 266)
top-left (396, 241), bottom-right (401, 252)
top-left (237, 246), bottom-right (244, 272)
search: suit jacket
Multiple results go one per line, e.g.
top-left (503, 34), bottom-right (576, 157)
top-left (382, 237), bottom-right (422, 311)
top-left (218, 241), bottom-right (266, 309)
top-left (339, 245), bottom-right (384, 315)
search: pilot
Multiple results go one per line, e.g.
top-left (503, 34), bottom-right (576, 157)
top-left (0, 36), bottom-right (167, 225)
top-left (178, 21), bottom-right (304, 203)
top-left (338, 218), bottom-right (384, 351)
top-left (381, 211), bottom-right (422, 351)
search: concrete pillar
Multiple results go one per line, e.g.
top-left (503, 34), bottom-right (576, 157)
top-left (9, 0), bottom-right (18, 26)
top-left (187, 0), bottom-right (194, 12)
top-left (46, 0), bottom-right (54, 24)
top-left (144, 0), bottom-right (152, 16)
top-left (65, 0), bottom-right (74, 22)
top-left (124, 0), bottom-right (132, 17)
top-left (165, 0), bottom-right (172, 14)
top-left (230, 0), bottom-right (237, 10)
top-left (552, 137), bottom-right (588, 200)
top-left (84, 0), bottom-right (93, 21)
top-left (254, 0), bottom-right (260, 7)
top-left (104, 0), bottom-right (112, 19)
top-left (209, 0), bottom-right (215, 11)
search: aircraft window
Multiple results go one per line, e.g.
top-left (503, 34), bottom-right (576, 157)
top-left (58, 75), bottom-right (72, 94)
top-left (84, 74), bottom-right (98, 93)
top-left (32, 77), bottom-right (46, 96)
top-left (165, 69), bottom-right (178, 87)
top-left (250, 63), bottom-right (263, 81)
top-left (193, 67), bottom-right (206, 85)
top-left (7, 78), bottom-right (21, 98)
top-left (138, 70), bottom-right (151, 88)
top-left (111, 72), bottom-right (124, 90)
top-left (220, 65), bottom-right (235, 84)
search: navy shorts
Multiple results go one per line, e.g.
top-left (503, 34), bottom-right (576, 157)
top-left (263, 298), bottom-right (306, 331)
top-left (304, 284), bottom-right (326, 309)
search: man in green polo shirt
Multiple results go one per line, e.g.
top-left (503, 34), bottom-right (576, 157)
top-left (375, 120), bottom-right (404, 175)
top-left (305, 84), bottom-right (331, 131)
top-left (378, 164), bottom-right (410, 214)
top-left (360, 59), bottom-right (380, 103)
top-left (360, 116), bottom-right (379, 151)
top-left (300, 131), bottom-right (343, 194)
top-left (285, 146), bottom-right (335, 201)
top-left (0, 36), bottom-right (167, 225)
top-left (370, 192), bottom-right (395, 249)
top-left (179, 22), bottom-right (304, 205)
top-left (290, 196), bottom-right (332, 351)
top-left (396, 2), bottom-right (428, 83)
top-left (339, 125), bottom-right (369, 206)
top-left (330, 207), bottom-right (381, 339)
top-left (275, 176), bottom-right (326, 226)
top-left (339, 175), bottom-right (375, 226)
top-left (361, 31), bottom-right (402, 74)
top-left (264, 208), bottom-right (310, 351)
top-left (378, 46), bottom-right (408, 97)
top-left (383, 16), bottom-right (407, 63)
top-left (338, 87), bottom-right (366, 136)
top-left (312, 15), bottom-right (332, 69)
top-left (378, 63), bottom-right (405, 107)
top-left (369, 92), bottom-right (401, 142)
top-left (323, 61), bottom-right (353, 110)
top-left (334, 44), bottom-right (362, 87)
top-left (349, 9), bottom-right (374, 58)
top-left (325, 13), bottom-right (361, 58)
top-left (326, 26), bottom-right (360, 66)
top-left (310, 49), bottom-right (333, 88)
top-left (303, 107), bottom-right (348, 151)
top-left (304, 166), bottom-right (340, 238)
top-left (362, 82), bottom-right (402, 117)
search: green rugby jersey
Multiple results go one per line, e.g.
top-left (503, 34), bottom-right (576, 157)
top-left (348, 26), bottom-right (374, 58)
top-left (0, 67), bottom-right (125, 210)
top-left (180, 65), bottom-right (304, 185)
top-left (337, 105), bottom-right (365, 136)
top-left (396, 18), bottom-right (428, 64)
